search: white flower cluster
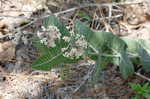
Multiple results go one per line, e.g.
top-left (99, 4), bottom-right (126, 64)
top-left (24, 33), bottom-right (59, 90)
top-left (62, 36), bottom-right (70, 42)
top-left (62, 32), bottom-right (88, 59)
top-left (37, 25), bottom-right (61, 48)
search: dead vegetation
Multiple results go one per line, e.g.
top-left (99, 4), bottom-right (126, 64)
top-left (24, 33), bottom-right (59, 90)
top-left (0, 0), bottom-right (150, 99)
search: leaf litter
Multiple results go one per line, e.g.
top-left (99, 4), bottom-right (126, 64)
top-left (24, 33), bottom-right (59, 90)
top-left (0, 0), bottom-right (150, 99)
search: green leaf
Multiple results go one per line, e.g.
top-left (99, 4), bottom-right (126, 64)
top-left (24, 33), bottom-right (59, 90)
top-left (32, 54), bottom-right (62, 70)
top-left (75, 20), bottom-right (128, 52)
top-left (76, 12), bottom-right (92, 21)
top-left (74, 20), bottom-right (93, 41)
top-left (121, 37), bottom-right (141, 54)
top-left (33, 37), bottom-right (55, 55)
top-left (32, 16), bottom-right (77, 70)
top-left (43, 15), bottom-right (70, 37)
top-left (92, 54), bottom-right (102, 82)
top-left (74, 20), bottom-right (134, 78)
top-left (32, 54), bottom-right (77, 70)
top-left (122, 37), bottom-right (150, 72)
top-left (119, 52), bottom-right (134, 78)
top-left (129, 83), bottom-right (139, 90)
top-left (129, 82), bottom-right (150, 99)
top-left (143, 83), bottom-right (149, 89)
top-left (138, 39), bottom-right (150, 51)
top-left (143, 93), bottom-right (150, 99)
top-left (138, 40), bottom-right (150, 72)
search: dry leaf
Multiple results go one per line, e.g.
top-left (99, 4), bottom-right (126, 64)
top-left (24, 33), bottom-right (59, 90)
top-left (0, 73), bottom-right (54, 99)
top-left (0, 41), bottom-right (15, 61)
top-left (0, 66), bottom-right (4, 73)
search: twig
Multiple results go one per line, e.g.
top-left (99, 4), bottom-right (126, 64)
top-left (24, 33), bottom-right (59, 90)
top-left (0, 1), bottom-right (142, 13)
top-left (95, 14), bottom-right (123, 21)
top-left (54, 1), bottom-right (144, 16)
top-left (108, 4), bottom-right (112, 24)
top-left (135, 72), bottom-right (150, 82)
top-left (89, 52), bottom-right (120, 57)
top-left (0, 14), bottom-right (122, 39)
top-left (0, 15), bottom-right (34, 19)
top-left (18, 19), bottom-right (38, 30)
top-left (73, 64), bottom-right (95, 94)
top-left (0, 10), bottom-right (35, 12)
top-left (0, 1), bottom-right (144, 39)
top-left (0, 34), bottom-right (10, 38)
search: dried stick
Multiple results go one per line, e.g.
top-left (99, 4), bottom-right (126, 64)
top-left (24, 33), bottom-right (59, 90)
top-left (135, 72), bottom-right (150, 82)
top-left (0, 1), bottom-right (144, 13)
top-left (73, 64), bottom-right (95, 94)
top-left (0, 1), bottom-right (145, 39)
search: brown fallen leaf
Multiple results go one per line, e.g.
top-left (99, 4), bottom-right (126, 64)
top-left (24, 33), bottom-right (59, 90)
top-left (0, 73), bottom-right (55, 99)
top-left (0, 66), bottom-right (4, 73)
top-left (0, 43), bottom-right (3, 53)
top-left (0, 41), bottom-right (15, 61)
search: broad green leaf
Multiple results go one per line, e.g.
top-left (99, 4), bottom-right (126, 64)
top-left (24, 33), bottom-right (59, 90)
top-left (92, 54), bottom-right (102, 82)
top-left (33, 37), bottom-right (58, 55)
top-left (32, 16), bottom-right (77, 70)
top-left (138, 39), bottom-right (150, 51)
top-left (74, 20), bottom-right (93, 41)
top-left (75, 20), bottom-right (127, 51)
top-left (138, 49), bottom-right (150, 72)
top-left (75, 20), bottom-right (134, 78)
top-left (32, 54), bottom-right (77, 70)
top-left (32, 54), bottom-right (62, 70)
top-left (138, 40), bottom-right (150, 71)
top-left (44, 15), bottom-right (70, 37)
top-left (121, 37), bottom-right (141, 54)
top-left (119, 52), bottom-right (134, 78)
top-left (122, 37), bottom-right (150, 72)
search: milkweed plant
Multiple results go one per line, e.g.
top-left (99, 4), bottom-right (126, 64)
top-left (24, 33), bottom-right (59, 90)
top-left (32, 15), bottom-right (150, 80)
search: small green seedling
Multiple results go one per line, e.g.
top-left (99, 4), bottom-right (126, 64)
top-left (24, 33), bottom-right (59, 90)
top-left (129, 82), bottom-right (150, 99)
